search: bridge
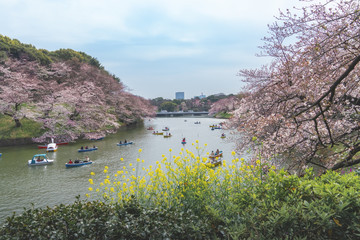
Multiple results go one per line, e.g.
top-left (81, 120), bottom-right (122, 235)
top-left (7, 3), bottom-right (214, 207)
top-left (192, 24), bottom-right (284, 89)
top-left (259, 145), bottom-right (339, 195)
top-left (156, 111), bottom-right (209, 117)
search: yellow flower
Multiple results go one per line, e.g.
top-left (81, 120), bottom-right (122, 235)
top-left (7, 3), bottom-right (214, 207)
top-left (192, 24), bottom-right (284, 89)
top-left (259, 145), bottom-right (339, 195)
top-left (138, 148), bottom-right (142, 153)
top-left (90, 172), bottom-right (95, 176)
top-left (85, 193), bottom-right (90, 198)
top-left (105, 166), bottom-right (109, 169)
top-left (195, 140), bottom-right (199, 143)
top-left (169, 148), bottom-right (172, 152)
top-left (231, 151), bottom-right (236, 156)
top-left (120, 158), bottom-right (124, 161)
top-left (129, 163), bottom-right (133, 167)
top-left (88, 179), bottom-right (93, 184)
top-left (104, 169), bottom-right (108, 173)
top-left (88, 187), bottom-right (93, 191)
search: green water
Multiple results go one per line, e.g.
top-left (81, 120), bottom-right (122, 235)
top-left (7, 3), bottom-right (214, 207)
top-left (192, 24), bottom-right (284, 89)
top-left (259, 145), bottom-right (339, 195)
top-left (0, 117), bottom-right (237, 223)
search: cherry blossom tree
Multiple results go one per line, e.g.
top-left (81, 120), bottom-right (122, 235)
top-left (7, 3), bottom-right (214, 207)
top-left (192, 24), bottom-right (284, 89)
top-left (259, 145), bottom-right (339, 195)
top-left (0, 47), bottom-right (156, 143)
top-left (209, 95), bottom-right (243, 115)
top-left (230, 0), bottom-right (360, 174)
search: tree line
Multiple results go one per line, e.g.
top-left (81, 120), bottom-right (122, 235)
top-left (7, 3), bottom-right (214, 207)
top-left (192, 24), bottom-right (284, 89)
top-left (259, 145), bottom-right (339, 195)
top-left (150, 93), bottom-right (238, 113)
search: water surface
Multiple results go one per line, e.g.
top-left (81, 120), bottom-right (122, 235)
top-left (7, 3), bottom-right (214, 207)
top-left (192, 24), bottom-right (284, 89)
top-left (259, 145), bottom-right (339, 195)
top-left (0, 117), bottom-right (237, 223)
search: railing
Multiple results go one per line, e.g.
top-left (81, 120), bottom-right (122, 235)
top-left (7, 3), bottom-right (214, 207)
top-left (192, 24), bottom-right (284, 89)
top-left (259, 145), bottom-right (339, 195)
top-left (156, 111), bottom-right (209, 117)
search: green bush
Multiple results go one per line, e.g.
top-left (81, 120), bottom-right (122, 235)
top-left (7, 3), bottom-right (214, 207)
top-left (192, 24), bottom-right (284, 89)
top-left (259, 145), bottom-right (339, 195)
top-left (0, 198), bottom-right (218, 240)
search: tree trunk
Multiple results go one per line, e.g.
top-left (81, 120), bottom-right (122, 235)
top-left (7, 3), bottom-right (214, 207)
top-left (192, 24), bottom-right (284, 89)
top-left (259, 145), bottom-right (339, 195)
top-left (14, 117), bottom-right (21, 128)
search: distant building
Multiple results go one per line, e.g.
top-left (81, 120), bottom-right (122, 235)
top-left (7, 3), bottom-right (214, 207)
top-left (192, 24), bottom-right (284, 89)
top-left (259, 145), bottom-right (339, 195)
top-left (175, 92), bottom-right (185, 100)
top-left (194, 93), bottom-right (206, 99)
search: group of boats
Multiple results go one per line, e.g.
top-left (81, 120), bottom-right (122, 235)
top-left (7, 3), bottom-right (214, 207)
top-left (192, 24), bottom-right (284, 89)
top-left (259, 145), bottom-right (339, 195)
top-left (29, 138), bottom-right (96, 168)
top-left (28, 153), bottom-right (94, 168)
top-left (29, 137), bottom-right (136, 167)
top-left (151, 127), bottom-right (173, 138)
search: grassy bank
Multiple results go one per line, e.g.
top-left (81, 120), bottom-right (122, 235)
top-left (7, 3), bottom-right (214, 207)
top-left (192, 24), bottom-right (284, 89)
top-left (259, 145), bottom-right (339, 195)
top-left (0, 115), bottom-right (45, 140)
top-left (1, 143), bottom-right (360, 239)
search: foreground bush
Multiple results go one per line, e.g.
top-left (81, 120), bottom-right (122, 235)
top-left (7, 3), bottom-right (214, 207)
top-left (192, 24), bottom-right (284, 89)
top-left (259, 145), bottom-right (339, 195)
top-left (2, 143), bottom-right (360, 239)
top-left (0, 198), bottom-right (218, 240)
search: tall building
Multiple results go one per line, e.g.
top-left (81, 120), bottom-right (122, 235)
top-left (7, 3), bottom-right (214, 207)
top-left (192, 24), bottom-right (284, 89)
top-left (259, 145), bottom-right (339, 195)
top-left (175, 92), bottom-right (185, 100)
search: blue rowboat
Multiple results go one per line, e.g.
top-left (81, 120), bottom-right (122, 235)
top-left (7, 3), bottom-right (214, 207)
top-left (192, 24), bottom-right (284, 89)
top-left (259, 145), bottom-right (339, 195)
top-left (0, 153), bottom-right (2, 157)
top-left (117, 142), bottom-right (133, 146)
top-left (90, 137), bottom-right (104, 141)
top-left (78, 147), bottom-right (98, 152)
top-left (66, 161), bottom-right (93, 168)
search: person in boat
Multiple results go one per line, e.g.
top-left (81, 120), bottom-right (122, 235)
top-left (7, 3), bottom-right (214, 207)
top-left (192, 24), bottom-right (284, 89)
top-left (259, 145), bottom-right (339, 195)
top-left (93, 145), bottom-right (96, 149)
top-left (81, 146), bottom-right (84, 150)
top-left (182, 138), bottom-right (186, 142)
top-left (85, 156), bottom-right (89, 162)
top-left (169, 133), bottom-right (171, 136)
top-left (215, 149), bottom-right (220, 155)
top-left (75, 159), bottom-right (80, 163)
top-left (124, 139), bottom-right (127, 143)
top-left (221, 133), bottom-right (225, 137)
top-left (85, 146), bottom-right (88, 149)
top-left (119, 140), bottom-right (122, 144)
top-left (37, 156), bottom-right (42, 162)
top-left (68, 159), bottom-right (73, 164)
top-left (209, 151), bottom-right (215, 163)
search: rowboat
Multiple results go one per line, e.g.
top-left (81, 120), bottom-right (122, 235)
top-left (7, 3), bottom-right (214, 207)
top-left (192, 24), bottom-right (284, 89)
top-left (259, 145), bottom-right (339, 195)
top-left (153, 132), bottom-right (164, 135)
top-left (220, 135), bottom-right (226, 139)
top-left (147, 127), bottom-right (154, 130)
top-left (209, 151), bottom-right (223, 159)
top-left (162, 127), bottom-right (170, 131)
top-left (65, 160), bottom-right (93, 168)
top-left (0, 153), bottom-right (2, 157)
top-left (90, 137), bottom-right (104, 141)
top-left (181, 141), bottom-right (186, 145)
top-left (117, 142), bottom-right (133, 146)
top-left (78, 147), bottom-right (98, 152)
top-left (206, 159), bottom-right (222, 168)
top-left (164, 135), bottom-right (172, 138)
top-left (28, 154), bottom-right (54, 166)
top-left (38, 142), bottom-right (68, 149)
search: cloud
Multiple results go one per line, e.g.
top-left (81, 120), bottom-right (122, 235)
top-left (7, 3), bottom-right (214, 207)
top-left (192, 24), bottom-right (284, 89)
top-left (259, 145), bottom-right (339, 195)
top-left (0, 0), bottom-right (312, 99)
top-left (0, 0), bottom-right (301, 45)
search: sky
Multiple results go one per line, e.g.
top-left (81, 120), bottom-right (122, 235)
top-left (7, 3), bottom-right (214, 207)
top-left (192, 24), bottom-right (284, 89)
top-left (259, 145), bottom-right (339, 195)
top-left (0, 0), bottom-right (308, 99)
